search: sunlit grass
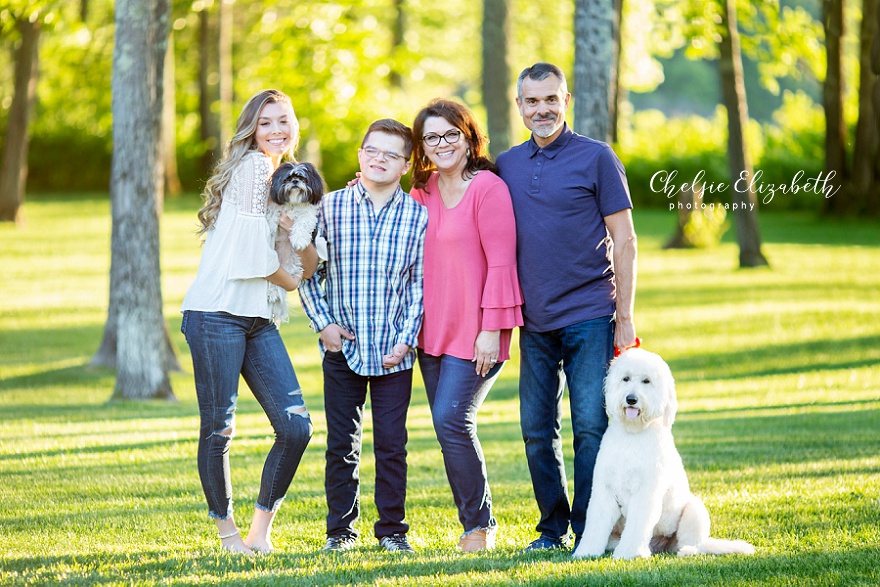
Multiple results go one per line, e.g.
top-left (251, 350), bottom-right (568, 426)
top-left (0, 196), bottom-right (878, 585)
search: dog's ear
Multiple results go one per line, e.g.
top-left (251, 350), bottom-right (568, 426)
top-left (602, 356), bottom-right (622, 418)
top-left (269, 162), bottom-right (295, 206)
top-left (661, 361), bottom-right (677, 427)
top-left (299, 162), bottom-right (325, 205)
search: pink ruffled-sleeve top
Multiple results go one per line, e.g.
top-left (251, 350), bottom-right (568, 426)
top-left (410, 170), bottom-right (524, 362)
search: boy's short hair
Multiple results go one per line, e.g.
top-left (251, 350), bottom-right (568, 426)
top-left (362, 119), bottom-right (414, 159)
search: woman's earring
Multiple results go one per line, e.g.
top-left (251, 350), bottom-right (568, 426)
top-left (467, 148), bottom-right (471, 157)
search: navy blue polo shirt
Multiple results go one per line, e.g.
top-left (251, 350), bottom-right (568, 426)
top-left (496, 124), bottom-right (632, 332)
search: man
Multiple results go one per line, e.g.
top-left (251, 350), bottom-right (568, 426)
top-left (495, 62), bottom-right (638, 551)
top-left (299, 119), bottom-right (428, 553)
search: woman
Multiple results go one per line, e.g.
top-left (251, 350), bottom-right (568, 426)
top-left (409, 99), bottom-right (523, 551)
top-left (180, 89), bottom-right (317, 555)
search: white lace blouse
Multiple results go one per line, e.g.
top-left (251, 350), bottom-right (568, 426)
top-left (181, 151), bottom-right (281, 319)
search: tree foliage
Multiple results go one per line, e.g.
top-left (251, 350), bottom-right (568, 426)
top-left (1, 0), bottom-right (872, 217)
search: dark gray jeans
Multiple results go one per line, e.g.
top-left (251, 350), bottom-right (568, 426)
top-left (182, 310), bottom-right (312, 519)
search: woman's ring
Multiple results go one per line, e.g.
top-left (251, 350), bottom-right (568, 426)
top-left (489, 358), bottom-right (497, 363)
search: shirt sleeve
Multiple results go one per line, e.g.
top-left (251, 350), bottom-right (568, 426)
top-left (596, 144), bottom-right (633, 217)
top-left (298, 202), bottom-right (335, 332)
top-left (225, 153), bottom-right (281, 280)
top-left (235, 152), bottom-right (272, 216)
top-left (476, 175), bottom-right (524, 331)
top-left (396, 207), bottom-right (428, 348)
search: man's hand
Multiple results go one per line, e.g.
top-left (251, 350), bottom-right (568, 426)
top-left (613, 316), bottom-right (638, 354)
top-left (320, 324), bottom-right (355, 352)
top-left (382, 344), bottom-right (410, 369)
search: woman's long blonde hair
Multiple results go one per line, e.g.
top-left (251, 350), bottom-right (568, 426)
top-left (197, 89), bottom-right (300, 233)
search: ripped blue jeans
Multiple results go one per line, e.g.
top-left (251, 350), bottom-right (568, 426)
top-left (182, 310), bottom-right (312, 519)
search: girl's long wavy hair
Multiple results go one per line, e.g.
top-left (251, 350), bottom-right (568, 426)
top-left (411, 98), bottom-right (496, 191)
top-left (197, 89), bottom-right (299, 234)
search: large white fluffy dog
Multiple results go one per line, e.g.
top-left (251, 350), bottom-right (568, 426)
top-left (573, 348), bottom-right (755, 560)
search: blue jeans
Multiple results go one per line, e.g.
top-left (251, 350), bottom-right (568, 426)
top-left (518, 315), bottom-right (614, 541)
top-left (322, 350), bottom-right (413, 540)
top-left (418, 352), bottom-right (503, 533)
top-left (182, 310), bottom-right (313, 519)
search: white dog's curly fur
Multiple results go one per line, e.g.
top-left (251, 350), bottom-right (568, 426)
top-left (573, 348), bottom-right (756, 560)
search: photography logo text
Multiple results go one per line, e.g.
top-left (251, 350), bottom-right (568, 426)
top-left (651, 169), bottom-right (840, 212)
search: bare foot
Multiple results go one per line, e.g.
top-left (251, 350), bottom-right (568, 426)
top-left (244, 538), bottom-right (274, 554)
top-left (245, 509), bottom-right (278, 554)
top-left (221, 535), bottom-right (255, 556)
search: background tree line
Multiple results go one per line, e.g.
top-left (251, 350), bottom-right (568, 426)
top-left (2, 0), bottom-right (877, 218)
top-left (1, 0), bottom-right (877, 400)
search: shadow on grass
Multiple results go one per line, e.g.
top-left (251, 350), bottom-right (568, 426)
top-left (663, 334), bottom-right (880, 381)
top-left (3, 402), bottom-right (876, 486)
top-left (3, 546), bottom-right (878, 586)
top-left (637, 209), bottom-right (880, 248)
top-left (641, 280), bottom-right (874, 314)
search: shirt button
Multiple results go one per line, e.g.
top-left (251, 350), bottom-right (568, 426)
top-left (533, 176), bottom-right (538, 180)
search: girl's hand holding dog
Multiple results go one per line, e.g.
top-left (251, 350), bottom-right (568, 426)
top-left (473, 330), bottom-right (501, 377)
top-left (278, 213), bottom-right (294, 232)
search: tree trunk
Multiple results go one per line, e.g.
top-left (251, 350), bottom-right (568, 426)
top-left (610, 0), bottom-right (624, 144)
top-left (199, 7), bottom-right (219, 178)
top-left (163, 30), bottom-right (182, 197)
top-left (390, 0), bottom-right (405, 88)
top-left (0, 18), bottom-right (40, 224)
top-left (573, 0), bottom-right (614, 142)
top-left (98, 0), bottom-right (177, 400)
top-left (718, 0), bottom-right (769, 268)
top-left (852, 0), bottom-right (880, 213)
top-left (822, 0), bottom-right (848, 214)
top-left (482, 0), bottom-right (513, 157)
top-left (873, 0), bottom-right (880, 214)
top-left (664, 185), bottom-right (699, 249)
top-left (218, 0), bottom-right (234, 148)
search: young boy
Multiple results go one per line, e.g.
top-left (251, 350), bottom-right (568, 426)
top-left (299, 119), bottom-right (427, 553)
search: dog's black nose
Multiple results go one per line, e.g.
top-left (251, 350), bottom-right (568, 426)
top-left (626, 394), bottom-right (637, 405)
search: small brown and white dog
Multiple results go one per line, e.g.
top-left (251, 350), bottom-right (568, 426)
top-left (573, 348), bottom-right (755, 560)
top-left (266, 161), bottom-right (324, 325)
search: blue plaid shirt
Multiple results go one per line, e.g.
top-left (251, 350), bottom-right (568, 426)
top-left (299, 182), bottom-right (428, 376)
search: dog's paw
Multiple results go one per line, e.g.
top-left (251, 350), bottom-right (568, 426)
top-left (612, 545), bottom-right (651, 560)
top-left (676, 545), bottom-right (700, 557)
top-left (572, 547), bottom-right (605, 559)
top-left (572, 538), bottom-right (608, 559)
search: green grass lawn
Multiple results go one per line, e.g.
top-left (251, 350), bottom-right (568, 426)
top-left (1, 195), bottom-right (878, 586)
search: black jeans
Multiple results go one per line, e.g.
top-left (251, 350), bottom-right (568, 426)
top-left (322, 351), bottom-right (412, 539)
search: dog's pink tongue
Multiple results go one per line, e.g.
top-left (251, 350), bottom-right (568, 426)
top-left (625, 407), bottom-right (640, 420)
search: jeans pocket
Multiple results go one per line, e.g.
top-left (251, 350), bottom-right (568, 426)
top-left (180, 311), bottom-right (188, 335)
